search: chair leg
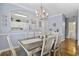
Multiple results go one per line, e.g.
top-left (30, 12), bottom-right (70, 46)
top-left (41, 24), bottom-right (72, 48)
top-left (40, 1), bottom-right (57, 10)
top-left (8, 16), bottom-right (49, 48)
top-left (49, 51), bottom-right (51, 56)
top-left (53, 50), bottom-right (56, 56)
top-left (57, 48), bottom-right (61, 56)
top-left (53, 49), bottom-right (59, 56)
top-left (58, 49), bottom-right (60, 56)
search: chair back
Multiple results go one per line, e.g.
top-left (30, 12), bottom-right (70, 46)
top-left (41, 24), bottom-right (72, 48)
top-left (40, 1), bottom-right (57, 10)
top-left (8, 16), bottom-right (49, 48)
top-left (53, 32), bottom-right (59, 50)
top-left (41, 32), bottom-right (58, 56)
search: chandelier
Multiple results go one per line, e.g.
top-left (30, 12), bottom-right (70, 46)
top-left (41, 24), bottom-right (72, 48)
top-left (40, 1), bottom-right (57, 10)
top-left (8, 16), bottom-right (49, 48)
top-left (35, 4), bottom-right (48, 20)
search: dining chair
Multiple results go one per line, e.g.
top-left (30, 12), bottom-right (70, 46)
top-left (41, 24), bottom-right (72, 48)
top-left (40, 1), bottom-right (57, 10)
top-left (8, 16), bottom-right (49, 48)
top-left (40, 32), bottom-right (58, 56)
top-left (32, 34), bottom-right (55, 56)
top-left (51, 33), bottom-right (63, 56)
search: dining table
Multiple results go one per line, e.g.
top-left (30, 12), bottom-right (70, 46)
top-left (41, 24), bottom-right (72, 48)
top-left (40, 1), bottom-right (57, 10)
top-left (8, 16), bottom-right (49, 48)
top-left (18, 37), bottom-right (43, 56)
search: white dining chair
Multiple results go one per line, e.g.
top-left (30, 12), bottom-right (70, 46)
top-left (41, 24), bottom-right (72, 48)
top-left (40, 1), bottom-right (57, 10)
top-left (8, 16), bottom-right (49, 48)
top-left (33, 32), bottom-right (63, 56)
top-left (40, 32), bottom-right (58, 56)
top-left (51, 33), bottom-right (63, 56)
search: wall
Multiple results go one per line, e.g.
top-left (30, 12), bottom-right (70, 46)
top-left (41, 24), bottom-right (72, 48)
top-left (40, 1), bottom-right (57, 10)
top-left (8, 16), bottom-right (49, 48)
top-left (0, 3), bottom-right (34, 50)
top-left (48, 14), bottom-right (65, 39)
top-left (78, 9), bottom-right (79, 45)
top-left (0, 4), bottom-right (43, 50)
top-left (0, 3), bottom-right (65, 51)
top-left (0, 4), bottom-right (3, 14)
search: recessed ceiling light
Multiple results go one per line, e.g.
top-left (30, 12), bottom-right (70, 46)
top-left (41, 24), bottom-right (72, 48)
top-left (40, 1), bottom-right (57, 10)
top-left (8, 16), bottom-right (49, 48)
top-left (14, 14), bottom-right (27, 17)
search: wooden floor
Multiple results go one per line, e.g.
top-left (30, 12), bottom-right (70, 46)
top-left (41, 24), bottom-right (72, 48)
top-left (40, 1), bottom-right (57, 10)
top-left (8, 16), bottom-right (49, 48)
top-left (51, 38), bottom-right (79, 56)
top-left (0, 38), bottom-right (79, 56)
top-left (0, 50), bottom-right (13, 56)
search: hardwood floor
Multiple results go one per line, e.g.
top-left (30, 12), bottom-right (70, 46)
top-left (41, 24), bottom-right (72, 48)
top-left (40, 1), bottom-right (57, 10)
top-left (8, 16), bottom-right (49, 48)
top-left (0, 50), bottom-right (13, 56)
top-left (51, 38), bottom-right (78, 56)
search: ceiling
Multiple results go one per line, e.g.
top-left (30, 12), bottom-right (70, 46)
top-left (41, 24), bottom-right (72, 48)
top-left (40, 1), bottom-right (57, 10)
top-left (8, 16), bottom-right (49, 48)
top-left (13, 3), bottom-right (79, 18)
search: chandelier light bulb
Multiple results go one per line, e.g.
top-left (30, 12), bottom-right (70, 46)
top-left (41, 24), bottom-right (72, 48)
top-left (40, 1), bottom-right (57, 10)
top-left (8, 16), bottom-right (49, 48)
top-left (43, 9), bottom-right (45, 12)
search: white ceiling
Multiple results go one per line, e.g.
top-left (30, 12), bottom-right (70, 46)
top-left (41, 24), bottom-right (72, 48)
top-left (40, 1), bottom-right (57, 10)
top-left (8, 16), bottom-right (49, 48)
top-left (14, 3), bottom-right (79, 18)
